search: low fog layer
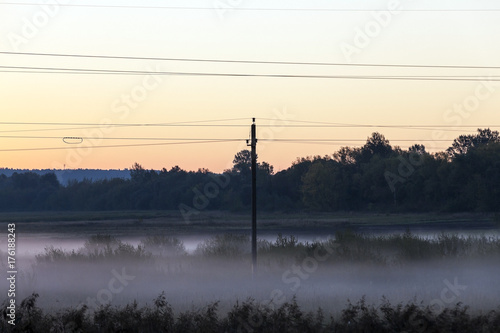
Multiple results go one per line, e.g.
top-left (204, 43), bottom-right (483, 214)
top-left (3, 232), bottom-right (499, 317)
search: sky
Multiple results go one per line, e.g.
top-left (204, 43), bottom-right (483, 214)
top-left (1, 0), bottom-right (499, 172)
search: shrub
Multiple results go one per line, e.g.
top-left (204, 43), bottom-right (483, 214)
top-left (195, 234), bottom-right (250, 258)
top-left (35, 235), bottom-right (151, 263)
top-left (141, 235), bottom-right (186, 256)
top-left (82, 234), bottom-right (121, 257)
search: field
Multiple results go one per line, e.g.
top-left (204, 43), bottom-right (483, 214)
top-left (0, 212), bottom-right (499, 332)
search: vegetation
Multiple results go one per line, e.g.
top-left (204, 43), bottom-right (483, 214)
top-left (1, 293), bottom-right (499, 332)
top-left (35, 234), bottom-right (151, 263)
top-left (32, 232), bottom-right (500, 265)
top-left (195, 234), bottom-right (250, 258)
top-left (141, 235), bottom-right (187, 256)
top-left (258, 230), bottom-right (500, 265)
top-left (0, 129), bottom-right (499, 213)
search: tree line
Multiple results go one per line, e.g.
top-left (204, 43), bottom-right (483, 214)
top-left (0, 168), bottom-right (130, 186)
top-left (0, 129), bottom-right (498, 213)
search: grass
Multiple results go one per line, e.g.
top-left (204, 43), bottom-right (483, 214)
top-left (1, 293), bottom-right (499, 332)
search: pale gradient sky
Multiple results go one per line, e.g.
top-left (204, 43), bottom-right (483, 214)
top-left (1, 0), bottom-right (499, 172)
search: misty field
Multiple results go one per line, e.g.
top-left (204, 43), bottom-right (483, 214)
top-left (1, 217), bottom-right (500, 332)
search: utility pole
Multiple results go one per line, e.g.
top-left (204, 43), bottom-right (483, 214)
top-left (247, 118), bottom-right (257, 276)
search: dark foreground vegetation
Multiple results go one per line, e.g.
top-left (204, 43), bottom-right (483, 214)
top-left (0, 129), bottom-right (499, 213)
top-left (2, 292), bottom-right (500, 332)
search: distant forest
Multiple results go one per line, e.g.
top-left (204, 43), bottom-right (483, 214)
top-left (0, 168), bottom-right (130, 186)
top-left (0, 129), bottom-right (499, 213)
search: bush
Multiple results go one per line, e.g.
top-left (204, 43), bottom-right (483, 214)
top-left (35, 234), bottom-right (152, 263)
top-left (141, 235), bottom-right (186, 256)
top-left (83, 234), bottom-right (121, 257)
top-left (196, 234), bottom-right (250, 258)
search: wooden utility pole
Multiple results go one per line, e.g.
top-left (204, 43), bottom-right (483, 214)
top-left (247, 118), bottom-right (257, 276)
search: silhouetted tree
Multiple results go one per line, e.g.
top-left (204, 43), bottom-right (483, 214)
top-left (333, 146), bottom-right (358, 165)
top-left (447, 128), bottom-right (499, 157)
top-left (232, 150), bottom-right (253, 175)
top-left (359, 132), bottom-right (393, 162)
top-left (408, 144), bottom-right (426, 154)
top-left (130, 163), bottom-right (146, 183)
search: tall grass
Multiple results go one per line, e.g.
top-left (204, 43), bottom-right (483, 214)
top-left (1, 293), bottom-right (499, 332)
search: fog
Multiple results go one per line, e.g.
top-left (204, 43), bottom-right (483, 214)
top-left (3, 230), bottom-right (499, 318)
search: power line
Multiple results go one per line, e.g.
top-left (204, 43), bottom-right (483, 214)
top-left (269, 140), bottom-right (451, 149)
top-left (0, 135), bottom-right (245, 141)
top-left (257, 118), bottom-right (498, 132)
top-left (0, 119), bottom-right (249, 133)
top-left (259, 127), bottom-right (480, 133)
top-left (2, 51), bottom-right (500, 70)
top-left (1, 3), bottom-right (499, 11)
top-left (261, 139), bottom-right (456, 142)
top-left (159, 117), bottom-right (248, 125)
top-left (0, 126), bottom-right (110, 134)
top-left (0, 140), bottom-right (241, 152)
top-left (0, 135), bottom-right (459, 142)
top-left (0, 120), bottom-right (495, 129)
top-left (0, 123), bottom-right (249, 128)
top-left (2, 66), bottom-right (500, 81)
top-left (0, 126), bottom-right (487, 152)
top-left (0, 119), bottom-right (249, 127)
top-left (5, 70), bottom-right (500, 81)
top-left (0, 142), bottom-right (455, 151)
top-left (259, 118), bottom-right (499, 127)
